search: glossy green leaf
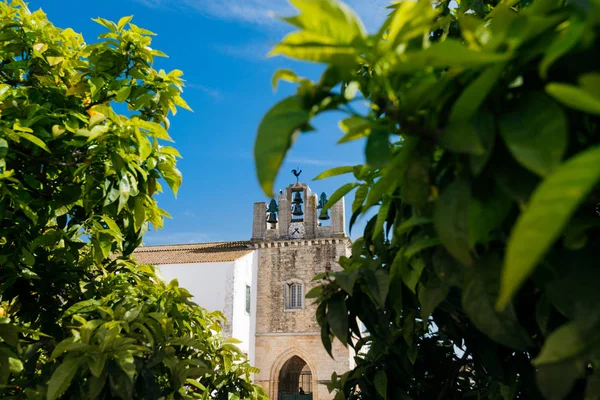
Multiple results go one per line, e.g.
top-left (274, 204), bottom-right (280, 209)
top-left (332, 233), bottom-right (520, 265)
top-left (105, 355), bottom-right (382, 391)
top-left (338, 116), bottom-right (372, 144)
top-left (463, 255), bottom-right (531, 350)
top-left (62, 299), bottom-right (100, 319)
top-left (418, 280), bottom-right (449, 320)
top-left (16, 132), bottom-right (51, 153)
top-left (499, 92), bottom-right (567, 176)
top-left (396, 216), bottom-right (432, 235)
top-left (533, 322), bottom-right (586, 365)
top-left (434, 179), bottom-right (472, 266)
top-left (255, 96), bottom-right (310, 196)
top-left (271, 0), bottom-right (365, 65)
top-left (374, 370), bottom-right (387, 399)
top-left (47, 357), bottom-right (82, 400)
top-left (321, 182), bottom-right (359, 215)
top-left (380, 39), bottom-right (511, 73)
top-left (313, 166), bottom-right (355, 180)
top-left (327, 292), bottom-right (348, 346)
top-left (539, 18), bottom-right (584, 78)
top-left (404, 236), bottom-right (441, 259)
top-left (546, 83), bottom-right (600, 116)
top-left (449, 64), bottom-right (505, 122)
top-left (372, 195), bottom-right (391, 240)
top-left (365, 129), bottom-right (391, 167)
top-left (271, 69), bottom-right (310, 91)
top-left (498, 146), bottom-right (600, 309)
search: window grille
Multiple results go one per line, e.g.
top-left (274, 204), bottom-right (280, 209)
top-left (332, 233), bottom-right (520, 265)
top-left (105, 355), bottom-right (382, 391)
top-left (286, 283), bottom-right (303, 310)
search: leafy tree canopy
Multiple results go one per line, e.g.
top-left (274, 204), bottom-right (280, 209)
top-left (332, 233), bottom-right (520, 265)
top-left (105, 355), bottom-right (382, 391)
top-left (256, 0), bottom-right (600, 398)
top-left (0, 1), bottom-right (266, 399)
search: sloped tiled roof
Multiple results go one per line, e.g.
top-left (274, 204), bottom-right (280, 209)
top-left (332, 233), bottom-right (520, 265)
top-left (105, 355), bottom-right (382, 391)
top-left (133, 241), bottom-right (253, 265)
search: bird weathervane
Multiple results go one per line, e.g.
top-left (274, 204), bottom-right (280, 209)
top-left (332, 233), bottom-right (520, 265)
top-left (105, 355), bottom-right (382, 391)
top-left (291, 168), bottom-right (302, 183)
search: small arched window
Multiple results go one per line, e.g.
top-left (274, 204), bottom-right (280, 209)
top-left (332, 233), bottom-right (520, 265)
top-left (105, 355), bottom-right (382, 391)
top-left (284, 280), bottom-right (304, 310)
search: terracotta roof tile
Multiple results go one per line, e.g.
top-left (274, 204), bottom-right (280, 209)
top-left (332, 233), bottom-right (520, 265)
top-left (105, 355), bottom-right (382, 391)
top-left (133, 241), bottom-right (253, 265)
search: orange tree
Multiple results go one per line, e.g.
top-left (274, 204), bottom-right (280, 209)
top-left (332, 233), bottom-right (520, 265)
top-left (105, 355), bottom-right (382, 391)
top-left (255, 0), bottom-right (600, 398)
top-left (0, 2), bottom-right (266, 399)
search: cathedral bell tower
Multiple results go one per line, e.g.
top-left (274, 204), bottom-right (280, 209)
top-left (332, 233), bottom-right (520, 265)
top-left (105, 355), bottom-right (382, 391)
top-left (250, 172), bottom-right (353, 400)
top-left (251, 181), bottom-right (346, 242)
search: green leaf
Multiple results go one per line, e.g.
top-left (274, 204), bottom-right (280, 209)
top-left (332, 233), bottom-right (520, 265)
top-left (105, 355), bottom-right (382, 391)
top-left (133, 196), bottom-right (145, 232)
top-left (92, 17), bottom-right (116, 32)
top-left (401, 257), bottom-right (426, 293)
top-left (533, 322), bottom-right (586, 365)
top-left (255, 96), bottom-right (310, 196)
top-left (539, 18), bottom-right (584, 78)
top-left (434, 179), bottom-right (472, 266)
top-left (338, 116), bottom-right (372, 144)
top-left (352, 185), bottom-right (368, 213)
top-left (449, 64), bottom-right (505, 122)
top-left (333, 271), bottom-right (358, 295)
top-left (463, 254), bottom-right (531, 350)
top-left (419, 280), bottom-right (449, 320)
top-left (546, 83), bottom-right (600, 116)
top-left (379, 39), bottom-right (511, 73)
top-left (327, 292), bottom-right (348, 346)
top-left (46, 56), bottom-right (64, 66)
top-left (88, 354), bottom-right (107, 377)
top-left (321, 182), bottom-right (359, 215)
top-left (536, 359), bottom-right (585, 400)
top-left (365, 129), bottom-right (391, 167)
top-left (16, 132), bottom-right (51, 153)
top-left (286, 0), bottom-right (366, 42)
top-left (62, 299), bottom-right (100, 319)
top-left (46, 357), bottom-right (82, 400)
top-left (271, 69), bottom-right (309, 91)
top-left (313, 166), bottom-right (355, 181)
top-left (497, 146), bottom-right (600, 310)
top-left (499, 92), bottom-right (567, 176)
top-left (116, 85), bottom-right (131, 102)
top-left (402, 152), bottom-right (431, 205)
top-left (173, 95), bottom-right (193, 112)
top-left (404, 236), bottom-right (441, 259)
top-left (374, 370), bottom-right (387, 399)
top-left (0, 138), bottom-right (8, 158)
top-left (372, 195), bottom-right (391, 240)
top-left (117, 15), bottom-right (133, 30)
top-left (272, 0), bottom-right (365, 65)
top-left (468, 188), bottom-right (512, 247)
top-left (8, 357), bottom-right (23, 373)
top-left (396, 216), bottom-right (432, 235)
top-left (158, 159), bottom-right (182, 197)
top-left (159, 146), bottom-right (182, 158)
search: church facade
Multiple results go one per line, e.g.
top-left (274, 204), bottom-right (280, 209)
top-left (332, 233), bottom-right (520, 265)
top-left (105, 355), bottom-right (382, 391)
top-left (134, 181), bottom-right (353, 400)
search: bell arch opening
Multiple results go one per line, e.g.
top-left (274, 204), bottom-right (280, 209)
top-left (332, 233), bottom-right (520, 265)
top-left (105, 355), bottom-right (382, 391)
top-left (278, 355), bottom-right (313, 399)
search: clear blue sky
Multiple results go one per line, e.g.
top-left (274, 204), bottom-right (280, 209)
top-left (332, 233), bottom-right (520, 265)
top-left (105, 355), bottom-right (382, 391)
top-left (38, 0), bottom-right (389, 244)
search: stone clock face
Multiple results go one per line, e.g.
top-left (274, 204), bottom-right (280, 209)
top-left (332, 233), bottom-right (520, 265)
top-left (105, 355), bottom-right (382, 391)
top-left (288, 222), bottom-right (305, 239)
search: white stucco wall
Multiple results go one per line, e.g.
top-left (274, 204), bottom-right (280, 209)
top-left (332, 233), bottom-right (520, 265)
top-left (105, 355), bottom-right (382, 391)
top-left (231, 254), bottom-right (251, 356)
top-left (231, 251), bottom-right (258, 364)
top-left (155, 251), bottom-right (258, 364)
top-left (157, 261), bottom-right (235, 330)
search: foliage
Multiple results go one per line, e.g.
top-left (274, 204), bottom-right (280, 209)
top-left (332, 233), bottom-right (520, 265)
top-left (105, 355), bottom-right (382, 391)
top-left (256, 0), bottom-right (600, 398)
top-left (0, 2), bottom-right (266, 399)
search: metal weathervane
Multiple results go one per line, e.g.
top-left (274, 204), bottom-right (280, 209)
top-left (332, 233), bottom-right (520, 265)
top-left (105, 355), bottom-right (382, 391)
top-left (291, 168), bottom-right (302, 183)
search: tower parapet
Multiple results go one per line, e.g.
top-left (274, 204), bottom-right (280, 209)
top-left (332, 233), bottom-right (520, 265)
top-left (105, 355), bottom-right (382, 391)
top-left (251, 181), bottom-right (346, 241)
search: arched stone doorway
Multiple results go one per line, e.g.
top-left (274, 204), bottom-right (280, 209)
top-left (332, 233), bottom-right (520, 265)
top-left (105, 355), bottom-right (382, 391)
top-left (277, 355), bottom-right (313, 400)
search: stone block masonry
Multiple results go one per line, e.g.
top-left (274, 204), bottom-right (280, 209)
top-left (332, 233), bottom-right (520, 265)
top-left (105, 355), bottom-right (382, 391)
top-left (253, 239), bottom-right (353, 400)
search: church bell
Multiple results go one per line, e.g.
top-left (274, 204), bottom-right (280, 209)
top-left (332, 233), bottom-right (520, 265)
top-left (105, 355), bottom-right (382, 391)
top-left (319, 209), bottom-right (330, 220)
top-left (291, 191), bottom-right (304, 216)
top-left (266, 212), bottom-right (278, 224)
top-left (292, 203), bottom-right (304, 216)
top-left (317, 192), bottom-right (330, 220)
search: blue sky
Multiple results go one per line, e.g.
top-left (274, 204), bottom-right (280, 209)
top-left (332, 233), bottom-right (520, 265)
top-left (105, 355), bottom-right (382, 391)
top-left (39, 0), bottom-right (390, 244)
